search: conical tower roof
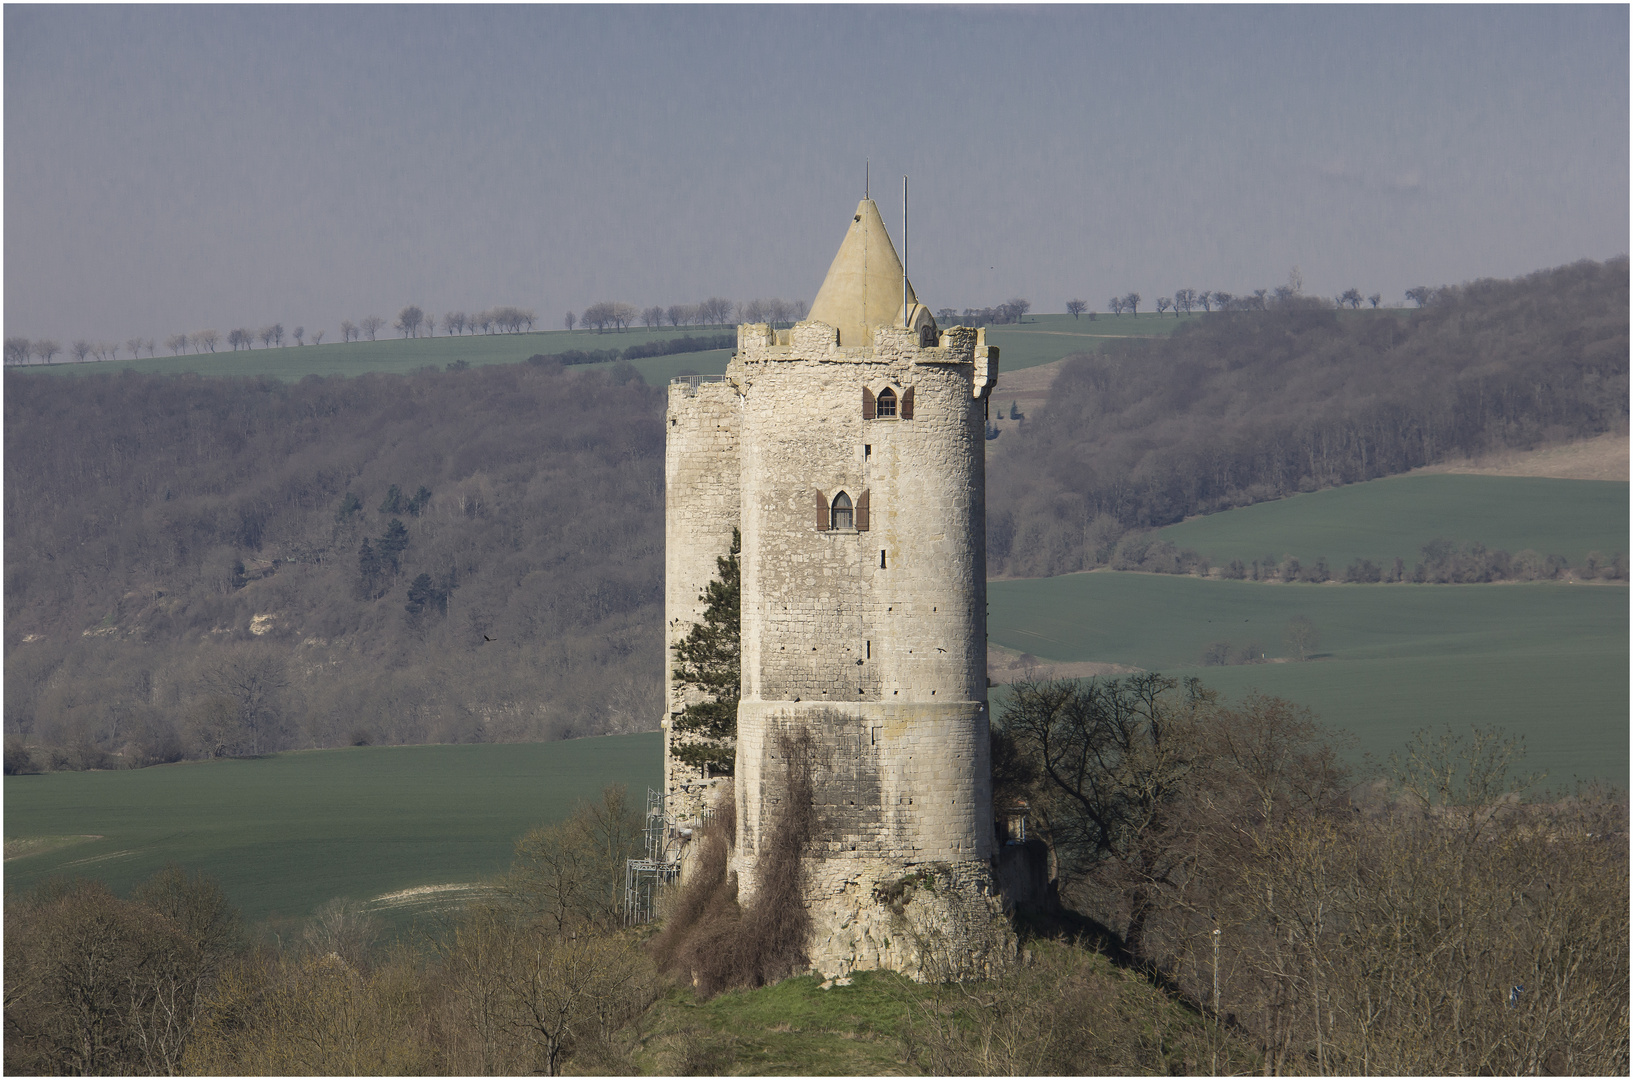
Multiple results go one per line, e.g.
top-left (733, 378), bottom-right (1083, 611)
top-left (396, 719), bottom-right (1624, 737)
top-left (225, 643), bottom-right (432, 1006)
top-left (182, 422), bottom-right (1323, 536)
top-left (807, 198), bottom-right (917, 347)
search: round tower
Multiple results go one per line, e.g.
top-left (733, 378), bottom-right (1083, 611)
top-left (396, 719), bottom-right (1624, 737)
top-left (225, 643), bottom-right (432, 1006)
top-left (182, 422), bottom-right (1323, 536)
top-left (726, 199), bottom-right (1010, 978)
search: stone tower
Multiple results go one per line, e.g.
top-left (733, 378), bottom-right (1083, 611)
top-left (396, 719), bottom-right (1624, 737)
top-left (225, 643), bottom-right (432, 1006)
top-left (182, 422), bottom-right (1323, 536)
top-left (665, 198), bottom-right (1009, 978)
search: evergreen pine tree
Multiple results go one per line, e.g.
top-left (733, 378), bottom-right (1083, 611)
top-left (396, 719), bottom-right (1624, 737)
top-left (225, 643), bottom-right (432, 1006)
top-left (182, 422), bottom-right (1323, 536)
top-left (671, 529), bottom-right (739, 775)
top-left (377, 518), bottom-right (410, 572)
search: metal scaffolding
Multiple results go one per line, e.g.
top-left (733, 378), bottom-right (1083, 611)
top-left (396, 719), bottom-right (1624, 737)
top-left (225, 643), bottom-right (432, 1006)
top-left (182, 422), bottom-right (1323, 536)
top-left (624, 787), bottom-right (680, 926)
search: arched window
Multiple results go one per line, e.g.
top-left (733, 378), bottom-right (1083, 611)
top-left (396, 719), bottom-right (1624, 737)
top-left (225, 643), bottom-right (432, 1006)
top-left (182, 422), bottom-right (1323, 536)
top-left (920, 324), bottom-right (938, 347)
top-left (875, 387), bottom-right (897, 418)
top-left (831, 491), bottom-right (854, 530)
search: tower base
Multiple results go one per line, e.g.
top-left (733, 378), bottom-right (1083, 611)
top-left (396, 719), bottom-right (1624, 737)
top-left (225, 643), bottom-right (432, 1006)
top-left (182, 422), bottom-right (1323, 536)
top-left (804, 857), bottom-right (1015, 981)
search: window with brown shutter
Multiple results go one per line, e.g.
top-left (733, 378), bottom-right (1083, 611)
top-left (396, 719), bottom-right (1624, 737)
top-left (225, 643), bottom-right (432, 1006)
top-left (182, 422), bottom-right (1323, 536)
top-left (862, 387), bottom-right (875, 419)
top-left (901, 386), bottom-right (914, 419)
top-left (815, 489), bottom-right (830, 531)
top-left (831, 491), bottom-right (854, 529)
top-left (856, 489), bottom-right (870, 531)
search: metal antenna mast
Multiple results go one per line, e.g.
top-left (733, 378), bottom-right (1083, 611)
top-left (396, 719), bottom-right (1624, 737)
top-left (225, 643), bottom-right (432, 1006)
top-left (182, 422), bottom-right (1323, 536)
top-left (902, 175), bottom-right (909, 326)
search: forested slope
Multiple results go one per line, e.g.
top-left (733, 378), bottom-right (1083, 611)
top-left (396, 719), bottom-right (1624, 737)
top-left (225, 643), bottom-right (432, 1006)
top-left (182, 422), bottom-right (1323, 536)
top-left (5, 259), bottom-right (1626, 767)
top-left (5, 360), bottom-right (665, 765)
top-left (988, 257), bottom-right (1629, 577)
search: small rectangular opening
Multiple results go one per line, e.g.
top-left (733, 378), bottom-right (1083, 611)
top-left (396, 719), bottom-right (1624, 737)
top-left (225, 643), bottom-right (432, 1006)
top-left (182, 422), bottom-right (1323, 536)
top-left (866, 640), bottom-right (871, 659)
top-left (864, 444), bottom-right (871, 459)
top-left (880, 549), bottom-right (887, 569)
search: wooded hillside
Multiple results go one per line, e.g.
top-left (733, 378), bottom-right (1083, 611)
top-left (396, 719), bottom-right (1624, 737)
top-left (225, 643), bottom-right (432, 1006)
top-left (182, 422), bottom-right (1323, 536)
top-left (988, 258), bottom-right (1629, 577)
top-left (5, 360), bottom-right (664, 766)
top-left (5, 258), bottom-right (1626, 767)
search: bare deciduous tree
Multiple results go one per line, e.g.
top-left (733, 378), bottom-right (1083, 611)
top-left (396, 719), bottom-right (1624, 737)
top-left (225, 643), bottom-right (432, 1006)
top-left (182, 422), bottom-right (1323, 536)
top-left (1283, 615), bottom-right (1319, 660)
top-left (198, 648), bottom-right (288, 756)
top-left (396, 305), bottom-right (424, 338)
top-left (359, 315), bottom-right (384, 341)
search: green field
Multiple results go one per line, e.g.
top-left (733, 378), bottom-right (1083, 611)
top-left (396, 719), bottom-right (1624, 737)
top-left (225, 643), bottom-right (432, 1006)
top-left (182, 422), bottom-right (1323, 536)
top-left (10, 326), bottom-right (735, 386)
top-left (988, 572), bottom-right (1629, 788)
top-left (1158, 473), bottom-right (1629, 569)
top-left (3, 733), bottom-right (660, 926)
top-left (9, 312), bottom-right (1190, 384)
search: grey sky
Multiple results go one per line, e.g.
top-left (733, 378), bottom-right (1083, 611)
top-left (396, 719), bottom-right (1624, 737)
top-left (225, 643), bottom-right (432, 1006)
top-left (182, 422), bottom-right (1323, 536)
top-left (6, 4), bottom-right (1627, 344)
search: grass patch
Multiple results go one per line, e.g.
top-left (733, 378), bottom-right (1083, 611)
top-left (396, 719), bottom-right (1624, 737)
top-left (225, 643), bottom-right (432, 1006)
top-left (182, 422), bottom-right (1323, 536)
top-left (1, 733), bottom-right (660, 929)
top-left (637, 970), bottom-right (918, 1075)
top-left (988, 572), bottom-right (1628, 788)
top-left (632, 936), bottom-right (1243, 1075)
top-left (1157, 473), bottom-right (1629, 569)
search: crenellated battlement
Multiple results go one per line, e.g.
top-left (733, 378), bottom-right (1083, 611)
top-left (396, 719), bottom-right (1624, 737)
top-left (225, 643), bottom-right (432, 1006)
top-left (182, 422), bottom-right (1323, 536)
top-left (733, 320), bottom-right (999, 398)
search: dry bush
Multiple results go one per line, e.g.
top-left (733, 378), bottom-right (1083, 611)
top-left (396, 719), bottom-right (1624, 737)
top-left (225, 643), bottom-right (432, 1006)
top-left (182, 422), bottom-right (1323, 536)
top-left (300, 897), bottom-right (381, 972)
top-left (5, 871), bottom-right (242, 1076)
top-left (426, 903), bottom-right (658, 1077)
top-left (905, 942), bottom-right (1243, 1075)
top-left (506, 784), bottom-right (642, 936)
top-left (657, 727), bottom-right (820, 998)
top-left (1230, 792), bottom-right (1629, 1075)
top-left (184, 947), bottom-right (436, 1075)
top-left (649, 785), bottom-right (736, 970)
top-left (1003, 678), bottom-right (1629, 1073)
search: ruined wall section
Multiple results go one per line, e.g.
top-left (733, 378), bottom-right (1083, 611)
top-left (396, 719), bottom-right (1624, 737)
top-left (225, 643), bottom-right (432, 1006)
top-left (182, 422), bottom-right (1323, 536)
top-left (663, 377), bottom-right (740, 822)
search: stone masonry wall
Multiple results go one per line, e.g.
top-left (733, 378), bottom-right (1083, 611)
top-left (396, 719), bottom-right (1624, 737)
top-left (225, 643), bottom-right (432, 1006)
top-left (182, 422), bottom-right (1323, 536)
top-left (665, 316), bottom-right (1008, 978)
top-left (726, 318), bottom-right (1005, 975)
top-left (664, 378), bottom-right (739, 822)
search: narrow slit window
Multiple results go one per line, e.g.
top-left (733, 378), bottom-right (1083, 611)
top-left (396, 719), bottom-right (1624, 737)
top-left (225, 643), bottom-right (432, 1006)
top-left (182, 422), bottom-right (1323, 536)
top-left (831, 491), bottom-right (854, 530)
top-left (880, 549), bottom-right (887, 569)
top-left (876, 387), bottom-right (897, 417)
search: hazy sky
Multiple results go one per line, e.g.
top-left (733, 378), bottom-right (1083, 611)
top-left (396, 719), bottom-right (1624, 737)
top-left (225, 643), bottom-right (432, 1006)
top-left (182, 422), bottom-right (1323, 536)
top-left (6, 4), bottom-right (1628, 344)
